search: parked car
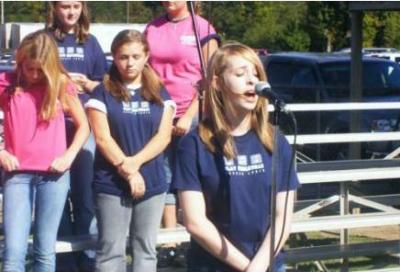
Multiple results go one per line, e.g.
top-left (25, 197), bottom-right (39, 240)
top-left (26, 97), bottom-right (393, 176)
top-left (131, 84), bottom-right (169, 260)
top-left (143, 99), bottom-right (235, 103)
top-left (0, 53), bottom-right (14, 73)
top-left (336, 47), bottom-right (400, 65)
top-left (337, 47), bottom-right (399, 54)
top-left (364, 52), bottom-right (400, 65)
top-left (262, 52), bottom-right (400, 161)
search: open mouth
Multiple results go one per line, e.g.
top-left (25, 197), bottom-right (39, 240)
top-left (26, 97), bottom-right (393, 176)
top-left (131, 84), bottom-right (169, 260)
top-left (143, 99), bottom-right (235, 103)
top-left (244, 91), bottom-right (256, 98)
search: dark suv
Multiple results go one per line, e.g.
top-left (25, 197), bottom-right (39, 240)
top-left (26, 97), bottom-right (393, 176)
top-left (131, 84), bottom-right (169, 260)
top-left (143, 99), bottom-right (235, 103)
top-left (262, 52), bottom-right (400, 161)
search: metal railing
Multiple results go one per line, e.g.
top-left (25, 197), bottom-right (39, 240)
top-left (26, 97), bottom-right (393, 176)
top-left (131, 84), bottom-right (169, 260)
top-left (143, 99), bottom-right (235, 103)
top-left (0, 102), bottom-right (399, 271)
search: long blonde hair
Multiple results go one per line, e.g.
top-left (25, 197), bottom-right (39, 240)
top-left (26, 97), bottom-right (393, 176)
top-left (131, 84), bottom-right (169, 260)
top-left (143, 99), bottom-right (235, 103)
top-left (14, 30), bottom-right (69, 121)
top-left (199, 42), bottom-right (274, 159)
top-left (105, 29), bottom-right (163, 104)
top-left (46, 1), bottom-right (90, 44)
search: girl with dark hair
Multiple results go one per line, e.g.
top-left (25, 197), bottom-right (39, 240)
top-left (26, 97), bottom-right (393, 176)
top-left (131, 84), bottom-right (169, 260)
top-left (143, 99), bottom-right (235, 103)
top-left (173, 42), bottom-right (300, 272)
top-left (86, 29), bottom-right (175, 272)
top-left (46, 2), bottom-right (107, 269)
top-left (0, 30), bottom-right (89, 272)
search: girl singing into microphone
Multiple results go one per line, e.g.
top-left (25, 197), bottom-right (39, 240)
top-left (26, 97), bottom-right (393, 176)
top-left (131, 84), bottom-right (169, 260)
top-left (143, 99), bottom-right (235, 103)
top-left (173, 42), bottom-right (300, 272)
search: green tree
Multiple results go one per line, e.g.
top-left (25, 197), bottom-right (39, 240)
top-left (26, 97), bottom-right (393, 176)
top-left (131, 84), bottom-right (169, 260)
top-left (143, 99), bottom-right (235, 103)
top-left (88, 2), bottom-right (125, 23)
top-left (4, 1), bottom-right (400, 53)
top-left (88, 1), bottom-right (154, 24)
top-left (207, 2), bottom-right (310, 51)
top-left (363, 12), bottom-right (381, 47)
top-left (206, 1), bottom-right (253, 43)
top-left (306, 2), bottom-right (350, 52)
top-left (5, 1), bottom-right (46, 22)
top-left (381, 12), bottom-right (400, 48)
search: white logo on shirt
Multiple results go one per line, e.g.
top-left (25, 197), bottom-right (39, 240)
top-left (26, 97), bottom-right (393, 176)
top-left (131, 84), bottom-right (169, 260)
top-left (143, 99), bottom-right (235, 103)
top-left (180, 35), bottom-right (196, 46)
top-left (122, 101), bottom-right (150, 115)
top-left (58, 46), bottom-right (84, 60)
top-left (224, 153), bottom-right (265, 176)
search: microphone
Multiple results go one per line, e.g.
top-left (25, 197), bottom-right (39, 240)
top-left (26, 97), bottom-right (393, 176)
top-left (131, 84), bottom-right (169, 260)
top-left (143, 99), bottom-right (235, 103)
top-left (255, 82), bottom-right (281, 102)
top-left (255, 81), bottom-right (287, 111)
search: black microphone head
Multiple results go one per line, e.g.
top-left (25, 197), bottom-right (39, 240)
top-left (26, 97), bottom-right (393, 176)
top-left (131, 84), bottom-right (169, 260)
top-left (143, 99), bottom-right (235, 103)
top-left (255, 81), bottom-right (271, 96)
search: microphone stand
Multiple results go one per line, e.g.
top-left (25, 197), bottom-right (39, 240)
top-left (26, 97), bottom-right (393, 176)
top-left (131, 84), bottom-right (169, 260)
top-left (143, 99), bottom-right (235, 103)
top-left (269, 99), bottom-right (285, 272)
top-left (188, 1), bottom-right (207, 121)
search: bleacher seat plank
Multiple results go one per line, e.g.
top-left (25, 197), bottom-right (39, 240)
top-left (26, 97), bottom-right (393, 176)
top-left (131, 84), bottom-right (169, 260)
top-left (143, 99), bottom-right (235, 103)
top-left (49, 212), bottom-right (400, 253)
top-left (357, 268), bottom-right (400, 272)
top-left (298, 167), bottom-right (400, 184)
top-left (284, 240), bottom-right (400, 263)
top-left (55, 235), bottom-right (97, 253)
top-left (291, 212), bottom-right (400, 233)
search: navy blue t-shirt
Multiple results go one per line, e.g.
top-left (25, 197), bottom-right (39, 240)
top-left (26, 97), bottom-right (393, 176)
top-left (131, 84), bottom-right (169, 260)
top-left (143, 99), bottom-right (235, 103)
top-left (172, 128), bottom-right (300, 270)
top-left (54, 33), bottom-right (108, 104)
top-left (87, 83), bottom-right (175, 201)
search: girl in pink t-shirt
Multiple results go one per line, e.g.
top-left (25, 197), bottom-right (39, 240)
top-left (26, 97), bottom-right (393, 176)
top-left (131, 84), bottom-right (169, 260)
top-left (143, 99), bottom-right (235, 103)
top-left (0, 30), bottom-right (89, 272)
top-left (146, 1), bottom-right (219, 267)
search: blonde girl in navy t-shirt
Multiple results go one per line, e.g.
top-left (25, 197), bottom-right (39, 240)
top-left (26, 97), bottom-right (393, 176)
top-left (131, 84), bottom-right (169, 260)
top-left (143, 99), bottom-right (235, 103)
top-left (85, 30), bottom-right (175, 271)
top-left (173, 43), bottom-right (300, 272)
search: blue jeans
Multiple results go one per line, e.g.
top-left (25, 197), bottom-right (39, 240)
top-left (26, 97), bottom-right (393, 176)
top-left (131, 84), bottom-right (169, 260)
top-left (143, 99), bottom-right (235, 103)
top-left (69, 133), bottom-right (96, 238)
top-left (58, 133), bottom-right (96, 268)
top-left (2, 171), bottom-right (70, 272)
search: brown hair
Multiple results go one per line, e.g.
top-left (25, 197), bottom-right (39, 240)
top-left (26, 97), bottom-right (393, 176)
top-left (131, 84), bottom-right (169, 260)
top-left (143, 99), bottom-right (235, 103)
top-left (199, 42), bottom-right (274, 159)
top-left (105, 29), bottom-right (163, 104)
top-left (45, 1), bottom-right (90, 44)
top-left (14, 30), bottom-right (69, 121)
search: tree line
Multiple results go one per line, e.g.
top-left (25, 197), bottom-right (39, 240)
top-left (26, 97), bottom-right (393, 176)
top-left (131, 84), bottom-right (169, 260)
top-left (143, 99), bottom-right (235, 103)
top-left (5, 1), bottom-right (400, 52)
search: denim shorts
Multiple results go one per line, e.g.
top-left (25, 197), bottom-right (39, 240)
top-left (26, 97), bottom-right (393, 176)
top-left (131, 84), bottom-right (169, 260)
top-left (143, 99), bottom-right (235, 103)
top-left (164, 116), bottom-right (199, 205)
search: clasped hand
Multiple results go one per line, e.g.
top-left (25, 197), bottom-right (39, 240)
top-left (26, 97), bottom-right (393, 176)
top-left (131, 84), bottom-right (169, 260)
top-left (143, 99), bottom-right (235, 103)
top-left (127, 172), bottom-right (146, 199)
top-left (117, 156), bottom-right (145, 199)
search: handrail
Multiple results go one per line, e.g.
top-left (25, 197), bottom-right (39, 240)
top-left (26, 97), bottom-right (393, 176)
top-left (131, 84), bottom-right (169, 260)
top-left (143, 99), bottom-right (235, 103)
top-left (287, 131), bottom-right (400, 144)
top-left (268, 101), bottom-right (400, 112)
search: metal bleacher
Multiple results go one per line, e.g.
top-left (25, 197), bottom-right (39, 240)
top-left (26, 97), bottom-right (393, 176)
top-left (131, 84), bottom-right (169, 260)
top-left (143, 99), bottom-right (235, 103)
top-left (48, 102), bottom-right (400, 272)
top-left (1, 102), bottom-right (400, 271)
top-left (49, 156), bottom-right (400, 270)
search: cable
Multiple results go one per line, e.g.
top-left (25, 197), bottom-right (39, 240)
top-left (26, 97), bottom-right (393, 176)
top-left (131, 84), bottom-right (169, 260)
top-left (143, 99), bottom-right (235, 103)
top-left (273, 109), bottom-right (298, 256)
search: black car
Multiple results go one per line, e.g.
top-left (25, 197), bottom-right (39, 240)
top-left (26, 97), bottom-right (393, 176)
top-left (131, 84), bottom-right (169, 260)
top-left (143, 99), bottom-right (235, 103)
top-left (0, 53), bottom-right (14, 71)
top-left (262, 52), bottom-right (400, 161)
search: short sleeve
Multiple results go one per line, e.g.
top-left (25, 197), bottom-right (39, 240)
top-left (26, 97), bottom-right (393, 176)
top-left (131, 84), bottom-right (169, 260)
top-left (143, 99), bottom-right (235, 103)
top-left (0, 72), bottom-right (13, 95)
top-left (160, 87), bottom-right (176, 115)
top-left (0, 72), bottom-right (13, 106)
top-left (85, 84), bottom-right (107, 114)
top-left (143, 24), bottom-right (149, 37)
top-left (277, 132), bottom-right (300, 192)
top-left (197, 16), bottom-right (220, 47)
top-left (89, 35), bottom-right (108, 82)
top-left (172, 132), bottom-right (202, 192)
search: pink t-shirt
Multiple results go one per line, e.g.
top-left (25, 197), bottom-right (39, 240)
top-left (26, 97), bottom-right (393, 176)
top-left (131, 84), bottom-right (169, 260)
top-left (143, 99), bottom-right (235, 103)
top-left (146, 14), bottom-right (218, 117)
top-left (0, 72), bottom-right (76, 172)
